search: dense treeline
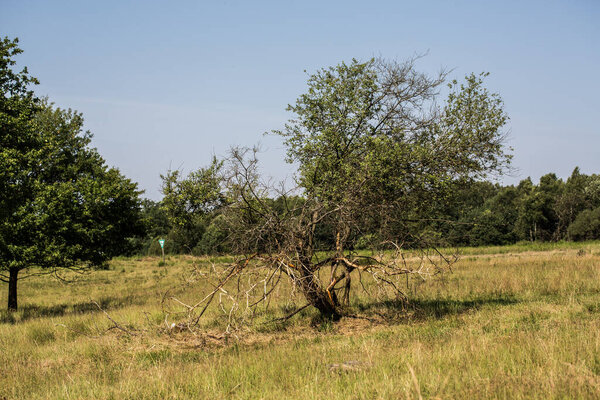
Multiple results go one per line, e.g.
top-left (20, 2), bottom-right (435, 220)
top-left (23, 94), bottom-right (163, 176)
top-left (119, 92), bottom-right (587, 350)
top-left (132, 166), bottom-right (600, 256)
top-left (434, 167), bottom-right (600, 246)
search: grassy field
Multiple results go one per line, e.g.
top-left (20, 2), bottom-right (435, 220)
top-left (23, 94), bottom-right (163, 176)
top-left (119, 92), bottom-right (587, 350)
top-left (2, 242), bottom-right (600, 399)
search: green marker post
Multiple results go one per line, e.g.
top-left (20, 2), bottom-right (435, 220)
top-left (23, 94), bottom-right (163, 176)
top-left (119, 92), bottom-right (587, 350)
top-left (158, 239), bottom-right (165, 263)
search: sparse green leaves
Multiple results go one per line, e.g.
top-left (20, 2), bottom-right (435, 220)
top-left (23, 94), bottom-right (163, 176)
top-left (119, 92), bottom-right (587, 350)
top-left (437, 72), bottom-right (511, 178)
top-left (273, 58), bottom-right (511, 246)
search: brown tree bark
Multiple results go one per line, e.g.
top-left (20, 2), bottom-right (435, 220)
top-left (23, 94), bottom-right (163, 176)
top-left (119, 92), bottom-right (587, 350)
top-left (298, 267), bottom-right (341, 320)
top-left (8, 268), bottom-right (19, 311)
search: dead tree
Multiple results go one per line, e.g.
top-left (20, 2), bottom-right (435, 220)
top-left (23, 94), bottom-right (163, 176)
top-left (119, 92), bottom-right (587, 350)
top-left (163, 57), bottom-right (509, 328)
top-left (162, 148), bottom-right (457, 328)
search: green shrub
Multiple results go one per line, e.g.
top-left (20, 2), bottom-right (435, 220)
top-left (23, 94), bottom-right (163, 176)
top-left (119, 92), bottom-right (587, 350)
top-left (355, 234), bottom-right (380, 250)
top-left (568, 207), bottom-right (600, 241)
top-left (194, 215), bottom-right (229, 255)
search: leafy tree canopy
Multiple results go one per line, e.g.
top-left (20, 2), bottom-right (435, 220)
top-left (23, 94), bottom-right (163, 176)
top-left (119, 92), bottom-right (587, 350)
top-left (0, 37), bottom-right (144, 310)
top-left (274, 58), bottom-right (511, 248)
top-left (159, 157), bottom-right (224, 252)
top-left (201, 57), bottom-right (514, 320)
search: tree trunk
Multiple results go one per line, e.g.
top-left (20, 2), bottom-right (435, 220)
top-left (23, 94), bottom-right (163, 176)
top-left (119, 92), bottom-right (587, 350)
top-left (342, 271), bottom-right (351, 306)
top-left (298, 268), bottom-right (341, 320)
top-left (8, 268), bottom-right (19, 311)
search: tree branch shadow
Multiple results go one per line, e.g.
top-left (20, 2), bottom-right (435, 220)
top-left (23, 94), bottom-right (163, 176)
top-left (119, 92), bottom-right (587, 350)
top-left (0, 294), bottom-right (142, 324)
top-left (257, 296), bottom-right (520, 333)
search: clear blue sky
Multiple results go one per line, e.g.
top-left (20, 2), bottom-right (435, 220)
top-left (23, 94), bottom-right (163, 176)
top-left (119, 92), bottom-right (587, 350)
top-left (3, 0), bottom-right (599, 199)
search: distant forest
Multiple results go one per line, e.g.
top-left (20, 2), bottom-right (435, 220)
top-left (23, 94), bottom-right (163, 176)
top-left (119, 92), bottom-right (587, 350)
top-left (133, 166), bottom-right (600, 256)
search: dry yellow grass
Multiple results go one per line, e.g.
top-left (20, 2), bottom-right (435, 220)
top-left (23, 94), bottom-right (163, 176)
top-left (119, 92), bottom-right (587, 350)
top-left (2, 243), bottom-right (600, 399)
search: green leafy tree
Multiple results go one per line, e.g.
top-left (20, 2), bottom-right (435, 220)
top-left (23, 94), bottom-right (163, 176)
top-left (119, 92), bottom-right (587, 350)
top-left (467, 186), bottom-right (520, 246)
top-left (160, 158), bottom-right (224, 253)
top-left (432, 179), bottom-right (499, 246)
top-left (584, 174), bottom-right (600, 209)
top-left (516, 174), bottom-right (563, 241)
top-left (276, 60), bottom-right (510, 249)
top-left (194, 214), bottom-right (229, 255)
top-left (209, 58), bottom-right (512, 319)
top-left (140, 199), bottom-right (171, 239)
top-left (554, 167), bottom-right (589, 240)
top-left (0, 38), bottom-right (144, 310)
top-left (568, 207), bottom-right (600, 241)
top-left (127, 199), bottom-right (171, 255)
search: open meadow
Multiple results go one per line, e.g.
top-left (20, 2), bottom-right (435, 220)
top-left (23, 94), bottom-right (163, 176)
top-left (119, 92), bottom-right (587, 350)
top-left (2, 241), bottom-right (600, 399)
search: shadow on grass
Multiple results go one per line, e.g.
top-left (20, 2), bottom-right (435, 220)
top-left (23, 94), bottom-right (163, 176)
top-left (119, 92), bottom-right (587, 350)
top-left (0, 294), bottom-right (142, 324)
top-left (410, 296), bottom-right (519, 320)
top-left (255, 296), bottom-right (520, 334)
top-left (355, 296), bottom-right (519, 322)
